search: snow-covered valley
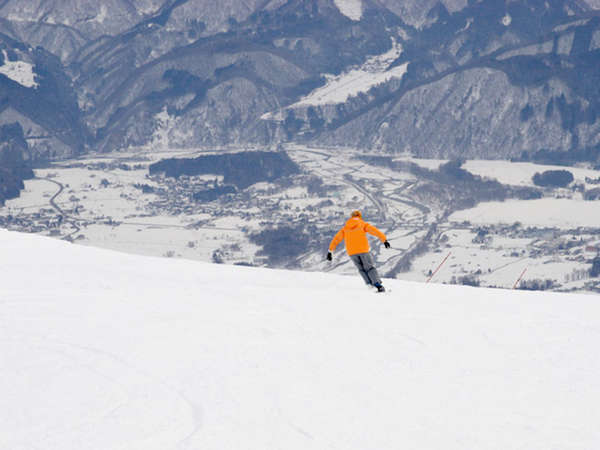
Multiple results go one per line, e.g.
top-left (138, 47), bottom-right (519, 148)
top-left (3, 147), bottom-right (600, 293)
top-left (1, 229), bottom-right (599, 449)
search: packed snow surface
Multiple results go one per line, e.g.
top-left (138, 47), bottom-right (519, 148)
top-left (333, 0), bottom-right (363, 21)
top-left (0, 50), bottom-right (38, 88)
top-left (2, 229), bottom-right (600, 449)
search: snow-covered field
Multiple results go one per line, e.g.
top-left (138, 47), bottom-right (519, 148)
top-left (2, 154), bottom-right (255, 262)
top-left (399, 158), bottom-right (600, 189)
top-left (3, 148), bottom-right (600, 291)
top-left (2, 229), bottom-right (600, 449)
top-left (406, 231), bottom-right (581, 288)
top-left (463, 160), bottom-right (600, 188)
top-left (450, 198), bottom-right (600, 228)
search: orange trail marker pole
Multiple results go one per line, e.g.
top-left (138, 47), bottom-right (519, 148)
top-left (513, 268), bottom-right (527, 290)
top-left (427, 252), bottom-right (451, 284)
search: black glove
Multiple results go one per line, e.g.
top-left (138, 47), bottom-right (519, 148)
top-left (384, 240), bottom-right (391, 249)
top-left (326, 251), bottom-right (332, 261)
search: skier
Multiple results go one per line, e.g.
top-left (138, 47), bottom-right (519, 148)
top-left (327, 210), bottom-right (390, 292)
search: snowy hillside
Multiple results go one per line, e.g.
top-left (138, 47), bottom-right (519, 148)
top-left (2, 229), bottom-right (600, 450)
top-left (0, 50), bottom-right (38, 88)
top-left (290, 40), bottom-right (407, 107)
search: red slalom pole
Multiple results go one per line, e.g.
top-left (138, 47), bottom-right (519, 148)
top-left (513, 268), bottom-right (527, 290)
top-left (427, 252), bottom-right (451, 283)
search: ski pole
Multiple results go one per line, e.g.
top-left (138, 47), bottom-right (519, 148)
top-left (513, 268), bottom-right (527, 289)
top-left (427, 252), bottom-right (451, 283)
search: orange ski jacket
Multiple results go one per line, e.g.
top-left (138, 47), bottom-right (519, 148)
top-left (329, 216), bottom-right (387, 256)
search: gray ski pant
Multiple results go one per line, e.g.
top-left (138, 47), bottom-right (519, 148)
top-left (350, 252), bottom-right (382, 286)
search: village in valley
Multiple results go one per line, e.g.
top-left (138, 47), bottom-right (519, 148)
top-left (3, 145), bottom-right (600, 294)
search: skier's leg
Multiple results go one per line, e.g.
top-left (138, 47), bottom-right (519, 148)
top-left (359, 253), bottom-right (382, 286)
top-left (350, 254), bottom-right (372, 285)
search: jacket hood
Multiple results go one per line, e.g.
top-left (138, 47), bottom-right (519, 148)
top-left (345, 217), bottom-right (363, 230)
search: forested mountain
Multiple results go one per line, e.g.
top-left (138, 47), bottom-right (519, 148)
top-left (1, 0), bottom-right (600, 163)
top-left (0, 122), bottom-right (33, 205)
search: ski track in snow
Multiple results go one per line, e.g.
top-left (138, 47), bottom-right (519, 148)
top-left (2, 229), bottom-right (600, 449)
top-left (2, 331), bottom-right (201, 449)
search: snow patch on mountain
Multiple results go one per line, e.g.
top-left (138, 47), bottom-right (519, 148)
top-left (289, 39), bottom-right (406, 107)
top-left (93, 5), bottom-right (108, 24)
top-left (333, 0), bottom-right (363, 21)
top-left (0, 50), bottom-right (38, 89)
top-left (292, 64), bottom-right (407, 106)
top-left (150, 107), bottom-right (193, 149)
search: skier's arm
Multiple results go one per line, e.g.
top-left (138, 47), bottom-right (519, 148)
top-left (365, 223), bottom-right (387, 243)
top-left (328, 228), bottom-right (344, 252)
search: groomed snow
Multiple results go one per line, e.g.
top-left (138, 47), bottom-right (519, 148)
top-left (0, 50), bottom-right (38, 89)
top-left (333, 0), bottom-right (363, 21)
top-left (2, 229), bottom-right (600, 449)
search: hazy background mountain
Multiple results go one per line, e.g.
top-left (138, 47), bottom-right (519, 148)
top-left (2, 0), bottom-right (600, 180)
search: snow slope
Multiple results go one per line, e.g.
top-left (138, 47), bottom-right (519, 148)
top-left (2, 229), bottom-right (600, 450)
top-left (0, 50), bottom-right (38, 88)
top-left (290, 40), bottom-right (406, 107)
top-left (292, 62), bottom-right (408, 106)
